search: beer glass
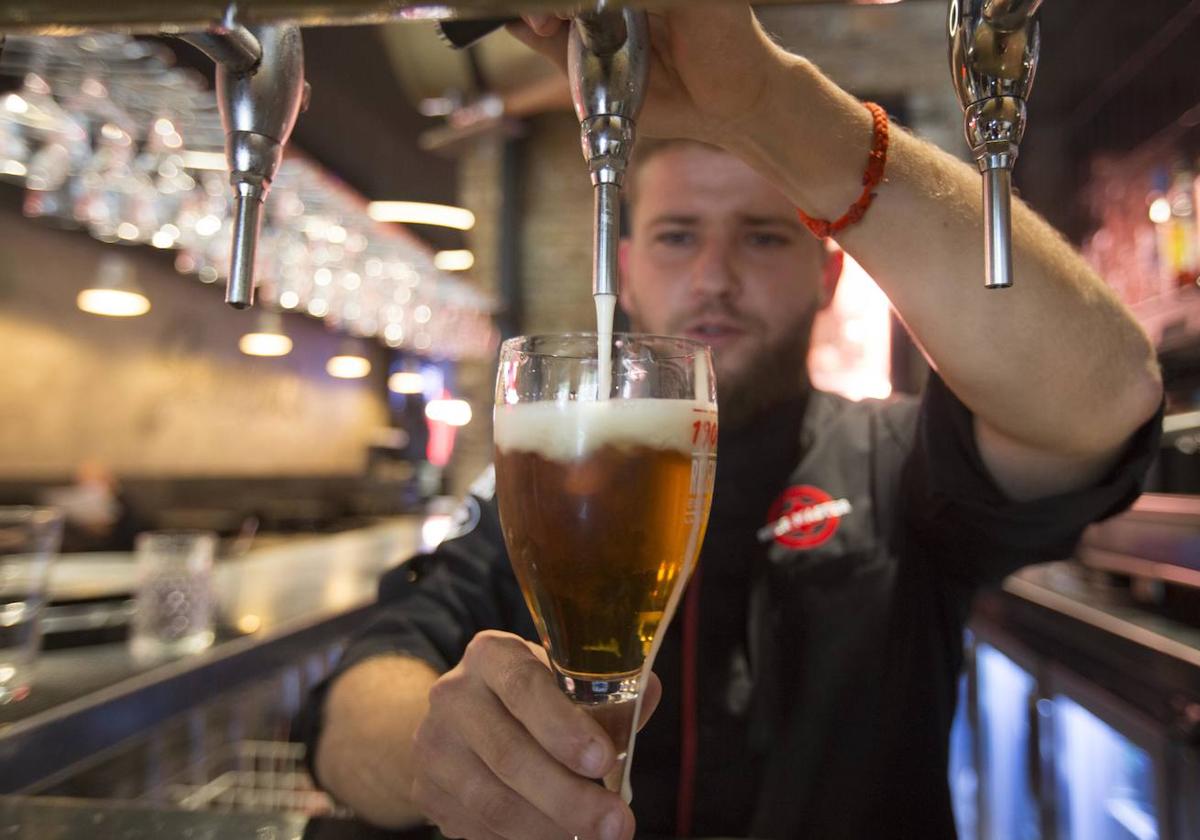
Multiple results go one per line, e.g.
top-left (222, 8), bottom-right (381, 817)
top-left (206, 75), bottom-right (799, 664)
top-left (494, 333), bottom-right (718, 801)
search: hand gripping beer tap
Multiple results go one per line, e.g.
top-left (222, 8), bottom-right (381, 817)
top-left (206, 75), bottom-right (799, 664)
top-left (949, 0), bottom-right (1043, 289)
top-left (568, 5), bottom-right (649, 339)
top-left (184, 15), bottom-right (308, 309)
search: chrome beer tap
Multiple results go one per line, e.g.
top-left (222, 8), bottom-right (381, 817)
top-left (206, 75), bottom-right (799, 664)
top-left (949, 0), bottom-right (1043, 289)
top-left (184, 16), bottom-right (307, 309)
top-left (568, 5), bottom-right (649, 303)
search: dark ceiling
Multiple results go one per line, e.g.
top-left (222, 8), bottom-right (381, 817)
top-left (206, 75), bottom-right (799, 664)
top-left (173, 0), bottom-right (1200, 249)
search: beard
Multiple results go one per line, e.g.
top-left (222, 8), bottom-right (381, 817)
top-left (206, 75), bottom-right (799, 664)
top-left (708, 310), bottom-right (816, 432)
top-left (631, 305), bottom-right (818, 433)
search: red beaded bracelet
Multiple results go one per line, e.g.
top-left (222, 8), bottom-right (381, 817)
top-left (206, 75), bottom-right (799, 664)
top-left (796, 101), bottom-right (890, 239)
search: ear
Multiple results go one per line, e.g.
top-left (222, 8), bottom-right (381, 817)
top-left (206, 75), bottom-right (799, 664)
top-left (818, 248), bottom-right (844, 310)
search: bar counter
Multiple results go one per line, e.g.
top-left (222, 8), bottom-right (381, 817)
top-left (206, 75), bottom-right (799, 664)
top-left (1, 515), bottom-right (1197, 836)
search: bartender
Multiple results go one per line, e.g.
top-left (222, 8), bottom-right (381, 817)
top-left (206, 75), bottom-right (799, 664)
top-left (297, 5), bottom-right (1163, 839)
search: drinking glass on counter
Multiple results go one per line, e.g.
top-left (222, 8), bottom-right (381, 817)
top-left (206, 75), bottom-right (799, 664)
top-left (0, 507), bottom-right (63, 704)
top-left (494, 333), bottom-right (718, 800)
top-left (130, 530), bottom-right (216, 661)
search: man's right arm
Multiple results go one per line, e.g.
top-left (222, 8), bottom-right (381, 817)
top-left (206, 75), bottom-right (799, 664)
top-left (306, 487), bottom-right (648, 839)
top-left (315, 654), bottom-right (439, 828)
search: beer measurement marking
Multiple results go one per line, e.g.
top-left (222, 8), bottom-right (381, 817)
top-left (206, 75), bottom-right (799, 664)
top-left (691, 419), bottom-right (718, 448)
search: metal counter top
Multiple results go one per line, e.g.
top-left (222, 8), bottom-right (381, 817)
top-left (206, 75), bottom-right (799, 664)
top-left (0, 795), bottom-right (429, 840)
top-left (0, 519), bottom-right (424, 793)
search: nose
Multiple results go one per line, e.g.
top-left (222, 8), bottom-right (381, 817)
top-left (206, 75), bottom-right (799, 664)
top-left (689, 235), bottom-right (741, 301)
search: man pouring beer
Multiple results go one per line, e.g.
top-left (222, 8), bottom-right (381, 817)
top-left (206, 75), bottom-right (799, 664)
top-left (297, 5), bottom-right (1163, 838)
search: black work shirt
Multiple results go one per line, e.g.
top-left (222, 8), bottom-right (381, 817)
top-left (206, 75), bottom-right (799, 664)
top-left (297, 375), bottom-right (1160, 839)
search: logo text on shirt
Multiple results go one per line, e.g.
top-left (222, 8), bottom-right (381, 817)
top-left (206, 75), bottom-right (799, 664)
top-left (759, 485), bottom-right (852, 549)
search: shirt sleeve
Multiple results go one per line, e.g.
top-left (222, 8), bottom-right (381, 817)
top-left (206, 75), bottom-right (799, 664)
top-left (292, 487), bottom-right (536, 777)
top-left (898, 373), bottom-right (1163, 587)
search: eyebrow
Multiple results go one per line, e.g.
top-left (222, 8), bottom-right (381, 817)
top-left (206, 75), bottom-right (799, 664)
top-left (644, 213), bottom-right (804, 232)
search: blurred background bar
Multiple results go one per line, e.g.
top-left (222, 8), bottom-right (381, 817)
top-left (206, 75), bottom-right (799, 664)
top-left (0, 1), bottom-right (1198, 838)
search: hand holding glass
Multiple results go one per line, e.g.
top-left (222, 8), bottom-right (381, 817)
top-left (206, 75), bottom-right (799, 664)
top-left (494, 334), bottom-right (717, 800)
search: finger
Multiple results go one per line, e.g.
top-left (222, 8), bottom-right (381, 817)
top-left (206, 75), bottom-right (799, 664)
top-left (464, 632), bottom-right (616, 778)
top-left (520, 14), bottom-right (565, 37)
top-left (505, 19), bottom-right (570, 74)
top-left (448, 683), bottom-right (633, 840)
top-left (411, 776), bottom-right (509, 840)
top-left (638, 672), bottom-right (663, 732)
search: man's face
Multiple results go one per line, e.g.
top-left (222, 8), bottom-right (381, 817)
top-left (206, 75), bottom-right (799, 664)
top-left (621, 145), bottom-right (832, 426)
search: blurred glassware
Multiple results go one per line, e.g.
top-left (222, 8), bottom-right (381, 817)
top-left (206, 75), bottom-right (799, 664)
top-left (0, 507), bottom-right (64, 704)
top-left (0, 33), bottom-right (498, 361)
top-left (130, 530), bottom-right (217, 662)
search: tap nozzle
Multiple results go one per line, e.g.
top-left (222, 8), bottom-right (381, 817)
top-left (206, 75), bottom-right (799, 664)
top-left (213, 23), bottom-right (306, 309)
top-left (949, 0), bottom-right (1041, 289)
top-left (568, 7), bottom-right (649, 301)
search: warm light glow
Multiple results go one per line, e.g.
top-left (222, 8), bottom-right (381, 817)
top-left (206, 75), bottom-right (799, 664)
top-left (194, 214), bottom-right (222, 237)
top-left (389, 371), bottom-right (425, 394)
top-left (180, 150), bottom-right (228, 171)
top-left (77, 288), bottom-right (150, 317)
top-left (154, 117), bottom-right (176, 136)
top-left (425, 398), bottom-right (472, 427)
top-left (367, 201), bottom-right (476, 230)
top-left (808, 254), bottom-right (892, 401)
top-left (421, 515), bottom-right (453, 551)
top-left (162, 131), bottom-right (183, 150)
top-left (414, 304), bottom-right (432, 324)
top-left (327, 354), bottom-right (372, 379)
top-left (1148, 197), bottom-right (1172, 225)
top-left (239, 332), bottom-right (293, 357)
top-left (3, 94), bottom-right (28, 114)
top-left (434, 249), bottom-right (475, 271)
top-left (1, 161), bottom-right (27, 177)
top-left (116, 222), bottom-right (139, 241)
top-left (278, 290), bottom-right (300, 309)
top-left (235, 614), bottom-right (262, 634)
top-left (151, 229), bottom-right (176, 249)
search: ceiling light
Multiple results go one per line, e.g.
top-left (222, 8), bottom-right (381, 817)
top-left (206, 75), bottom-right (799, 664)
top-left (434, 249), bottom-right (475, 272)
top-left (389, 371), bottom-right (425, 394)
top-left (3, 94), bottom-right (28, 114)
top-left (367, 201), bottom-right (476, 230)
top-left (425, 398), bottom-right (472, 427)
top-left (327, 341), bottom-right (372, 379)
top-left (77, 254), bottom-right (150, 317)
top-left (239, 311), bottom-right (293, 357)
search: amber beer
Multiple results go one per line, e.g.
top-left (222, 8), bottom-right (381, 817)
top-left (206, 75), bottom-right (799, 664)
top-left (495, 398), bottom-right (717, 680)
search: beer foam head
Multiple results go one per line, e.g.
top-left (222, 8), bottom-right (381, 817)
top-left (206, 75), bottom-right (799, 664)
top-left (495, 398), bottom-right (716, 460)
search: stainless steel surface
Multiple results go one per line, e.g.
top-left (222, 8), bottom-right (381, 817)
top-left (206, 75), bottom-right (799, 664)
top-left (981, 166), bottom-right (1014, 288)
top-left (0, 0), bottom-right (846, 34)
top-left (949, 0), bottom-right (1042, 289)
top-left (0, 520), bottom-right (421, 793)
top-left (215, 23), bottom-right (307, 308)
top-left (178, 25), bottom-right (263, 74)
top-left (568, 7), bottom-right (648, 300)
top-left (165, 740), bottom-right (347, 816)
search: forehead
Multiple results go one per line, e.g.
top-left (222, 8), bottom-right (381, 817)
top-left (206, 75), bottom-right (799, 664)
top-left (630, 146), bottom-right (795, 224)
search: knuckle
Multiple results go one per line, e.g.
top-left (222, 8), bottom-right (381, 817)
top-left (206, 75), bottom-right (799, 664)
top-left (496, 658), bottom-right (544, 702)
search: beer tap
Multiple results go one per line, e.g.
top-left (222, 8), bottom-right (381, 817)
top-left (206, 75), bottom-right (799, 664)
top-left (949, 0), bottom-right (1043, 289)
top-left (182, 16), bottom-right (307, 309)
top-left (568, 5), bottom-right (649, 305)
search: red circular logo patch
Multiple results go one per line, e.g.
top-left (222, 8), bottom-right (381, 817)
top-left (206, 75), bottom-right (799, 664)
top-left (765, 485), bottom-right (843, 549)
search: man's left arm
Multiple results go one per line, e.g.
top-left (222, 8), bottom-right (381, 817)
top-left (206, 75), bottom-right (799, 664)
top-left (729, 57), bottom-right (1163, 501)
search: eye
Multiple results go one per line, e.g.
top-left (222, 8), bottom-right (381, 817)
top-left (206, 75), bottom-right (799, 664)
top-left (746, 231), bottom-right (791, 248)
top-left (655, 229), bottom-right (696, 247)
